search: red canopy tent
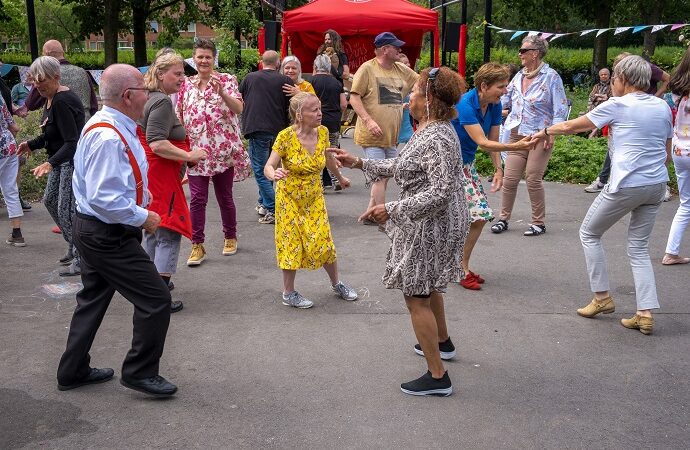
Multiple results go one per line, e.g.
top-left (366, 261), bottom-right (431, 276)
top-left (281, 0), bottom-right (439, 73)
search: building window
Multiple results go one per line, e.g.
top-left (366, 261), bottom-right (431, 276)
top-left (89, 41), bottom-right (98, 51)
top-left (187, 23), bottom-right (196, 33)
top-left (150, 21), bottom-right (159, 33)
top-left (118, 41), bottom-right (129, 48)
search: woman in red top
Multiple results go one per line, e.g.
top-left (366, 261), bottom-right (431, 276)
top-left (138, 52), bottom-right (207, 313)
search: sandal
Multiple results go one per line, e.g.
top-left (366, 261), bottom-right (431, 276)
top-left (524, 224), bottom-right (546, 236)
top-left (491, 219), bottom-right (508, 234)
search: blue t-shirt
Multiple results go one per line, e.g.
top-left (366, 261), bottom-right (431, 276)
top-left (451, 88), bottom-right (503, 164)
top-left (398, 95), bottom-right (413, 144)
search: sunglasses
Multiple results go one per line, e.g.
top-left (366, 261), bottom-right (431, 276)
top-left (428, 67), bottom-right (440, 81)
top-left (518, 48), bottom-right (538, 54)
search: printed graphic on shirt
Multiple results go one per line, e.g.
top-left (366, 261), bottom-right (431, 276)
top-left (377, 77), bottom-right (404, 105)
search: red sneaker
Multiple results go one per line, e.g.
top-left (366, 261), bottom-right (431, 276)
top-left (469, 271), bottom-right (485, 284)
top-left (459, 274), bottom-right (481, 290)
top-left (51, 226), bottom-right (61, 234)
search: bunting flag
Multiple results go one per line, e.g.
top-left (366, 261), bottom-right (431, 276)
top-left (0, 63), bottom-right (12, 77)
top-left (18, 66), bottom-right (30, 83)
top-left (88, 70), bottom-right (104, 86)
top-left (485, 22), bottom-right (689, 41)
top-left (184, 57), bottom-right (197, 69)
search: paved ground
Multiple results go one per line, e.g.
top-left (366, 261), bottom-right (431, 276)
top-left (1, 136), bottom-right (689, 449)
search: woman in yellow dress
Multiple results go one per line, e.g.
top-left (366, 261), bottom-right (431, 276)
top-left (264, 92), bottom-right (357, 309)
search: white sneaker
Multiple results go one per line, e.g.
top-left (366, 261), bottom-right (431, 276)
top-left (663, 185), bottom-right (672, 202)
top-left (255, 204), bottom-right (268, 216)
top-left (332, 281), bottom-right (358, 301)
top-left (584, 178), bottom-right (604, 193)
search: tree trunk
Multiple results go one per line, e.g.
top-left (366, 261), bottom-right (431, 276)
top-left (592, 1), bottom-right (611, 74)
top-left (640, 1), bottom-right (665, 60)
top-left (234, 26), bottom-right (242, 71)
top-left (103, 0), bottom-right (121, 67)
top-left (131, 0), bottom-right (149, 68)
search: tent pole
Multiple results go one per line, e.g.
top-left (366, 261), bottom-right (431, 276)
top-left (483, 0), bottom-right (492, 62)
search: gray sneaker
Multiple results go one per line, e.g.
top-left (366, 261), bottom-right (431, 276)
top-left (282, 291), bottom-right (314, 309)
top-left (584, 178), bottom-right (604, 193)
top-left (332, 281), bottom-right (358, 301)
top-left (258, 212), bottom-right (275, 224)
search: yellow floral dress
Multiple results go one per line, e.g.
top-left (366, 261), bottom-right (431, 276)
top-left (273, 125), bottom-right (336, 270)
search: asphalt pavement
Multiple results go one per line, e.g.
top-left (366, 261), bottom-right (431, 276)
top-left (1, 136), bottom-right (689, 449)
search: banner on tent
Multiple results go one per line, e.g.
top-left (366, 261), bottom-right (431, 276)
top-left (484, 22), bottom-right (689, 41)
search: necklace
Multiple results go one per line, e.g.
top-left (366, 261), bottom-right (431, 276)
top-left (523, 62), bottom-right (545, 79)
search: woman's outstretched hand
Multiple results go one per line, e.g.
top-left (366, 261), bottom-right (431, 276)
top-left (327, 148), bottom-right (357, 168)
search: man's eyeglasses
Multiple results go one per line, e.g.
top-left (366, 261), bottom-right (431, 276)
top-left (518, 48), bottom-right (538, 55)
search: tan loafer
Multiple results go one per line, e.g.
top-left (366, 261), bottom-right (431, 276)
top-left (577, 296), bottom-right (615, 318)
top-left (621, 314), bottom-right (654, 335)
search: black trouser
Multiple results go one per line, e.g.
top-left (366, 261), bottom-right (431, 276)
top-left (57, 213), bottom-right (172, 385)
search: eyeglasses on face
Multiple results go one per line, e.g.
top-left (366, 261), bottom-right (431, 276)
top-left (518, 48), bottom-right (538, 54)
top-left (123, 87), bottom-right (152, 97)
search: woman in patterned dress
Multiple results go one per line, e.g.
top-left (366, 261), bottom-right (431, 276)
top-left (176, 38), bottom-right (250, 267)
top-left (451, 63), bottom-right (535, 290)
top-left (264, 92), bottom-right (358, 309)
top-left (331, 67), bottom-right (467, 397)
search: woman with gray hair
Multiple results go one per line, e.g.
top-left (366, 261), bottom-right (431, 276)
top-left (281, 56), bottom-right (315, 96)
top-left (493, 36), bottom-right (569, 237)
top-left (311, 53), bottom-right (348, 190)
top-left (533, 55), bottom-right (673, 335)
top-left (17, 56), bottom-right (85, 276)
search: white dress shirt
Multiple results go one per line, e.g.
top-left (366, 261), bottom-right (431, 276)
top-left (72, 105), bottom-right (150, 226)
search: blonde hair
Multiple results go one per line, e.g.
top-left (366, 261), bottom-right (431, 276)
top-left (289, 92), bottom-right (319, 123)
top-left (143, 52), bottom-right (184, 91)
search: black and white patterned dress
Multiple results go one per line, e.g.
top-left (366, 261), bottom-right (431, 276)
top-left (362, 121), bottom-right (469, 297)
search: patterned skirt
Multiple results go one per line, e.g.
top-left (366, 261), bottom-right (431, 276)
top-left (462, 163), bottom-right (493, 223)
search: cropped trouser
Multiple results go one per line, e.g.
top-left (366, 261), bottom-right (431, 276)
top-left (579, 183), bottom-right (666, 311)
top-left (665, 151), bottom-right (690, 255)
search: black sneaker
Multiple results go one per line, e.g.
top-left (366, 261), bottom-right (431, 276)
top-left (413, 337), bottom-right (456, 360)
top-left (400, 371), bottom-right (452, 397)
top-left (171, 300), bottom-right (183, 313)
top-left (20, 198), bottom-right (32, 211)
top-left (58, 250), bottom-right (74, 266)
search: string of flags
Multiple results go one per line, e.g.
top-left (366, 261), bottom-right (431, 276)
top-left (484, 22), bottom-right (690, 42)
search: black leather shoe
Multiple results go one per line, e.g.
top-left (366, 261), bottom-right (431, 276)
top-left (171, 300), bottom-right (183, 313)
top-left (58, 367), bottom-right (114, 391)
top-left (168, 280), bottom-right (175, 291)
top-left (120, 375), bottom-right (177, 397)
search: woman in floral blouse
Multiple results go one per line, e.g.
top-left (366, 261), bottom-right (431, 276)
top-left (176, 38), bottom-right (250, 266)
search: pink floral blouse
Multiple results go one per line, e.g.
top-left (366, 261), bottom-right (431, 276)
top-left (176, 73), bottom-right (250, 179)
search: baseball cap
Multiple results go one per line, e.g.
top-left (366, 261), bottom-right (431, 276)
top-left (374, 32), bottom-right (405, 48)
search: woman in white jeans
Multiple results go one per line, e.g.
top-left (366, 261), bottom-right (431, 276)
top-left (533, 55), bottom-right (673, 335)
top-left (663, 47), bottom-right (690, 266)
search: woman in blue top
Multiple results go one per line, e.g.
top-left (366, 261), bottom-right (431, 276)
top-left (451, 63), bottom-right (535, 290)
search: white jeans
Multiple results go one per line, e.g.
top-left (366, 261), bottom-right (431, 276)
top-left (665, 152), bottom-right (690, 255)
top-left (0, 155), bottom-right (22, 219)
top-left (579, 182), bottom-right (666, 311)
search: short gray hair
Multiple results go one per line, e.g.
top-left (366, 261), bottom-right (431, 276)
top-left (613, 55), bottom-right (651, 91)
top-left (313, 54), bottom-right (331, 73)
top-left (521, 35), bottom-right (548, 59)
top-left (28, 56), bottom-right (61, 82)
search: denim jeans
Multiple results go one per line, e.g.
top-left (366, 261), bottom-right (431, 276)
top-left (247, 132), bottom-right (276, 213)
top-left (579, 182), bottom-right (666, 310)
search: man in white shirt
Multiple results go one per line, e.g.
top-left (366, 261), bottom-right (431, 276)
top-left (56, 64), bottom-right (177, 397)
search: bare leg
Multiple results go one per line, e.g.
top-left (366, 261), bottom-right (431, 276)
top-left (429, 292), bottom-right (449, 342)
top-left (282, 269), bottom-right (297, 294)
top-left (405, 296), bottom-right (445, 378)
top-left (369, 178), bottom-right (389, 208)
top-left (323, 260), bottom-right (339, 285)
top-left (462, 220), bottom-right (486, 274)
top-left (10, 217), bottom-right (21, 229)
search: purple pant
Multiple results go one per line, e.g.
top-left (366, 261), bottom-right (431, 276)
top-left (188, 167), bottom-right (236, 244)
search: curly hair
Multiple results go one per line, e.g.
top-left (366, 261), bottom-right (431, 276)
top-left (418, 67), bottom-right (466, 121)
top-left (318, 29), bottom-right (344, 54)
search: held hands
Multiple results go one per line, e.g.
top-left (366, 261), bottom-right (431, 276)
top-left (338, 176), bottom-right (351, 189)
top-left (511, 135), bottom-right (538, 151)
top-left (529, 130), bottom-right (555, 151)
top-left (187, 148), bottom-right (208, 164)
top-left (327, 148), bottom-right (358, 168)
top-left (358, 204), bottom-right (389, 224)
top-left (142, 210), bottom-right (161, 233)
top-left (32, 162), bottom-right (52, 178)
